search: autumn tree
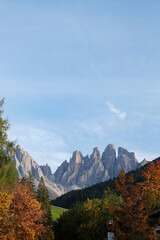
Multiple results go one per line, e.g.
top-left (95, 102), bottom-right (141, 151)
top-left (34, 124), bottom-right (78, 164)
top-left (140, 160), bottom-right (160, 212)
top-left (6, 182), bottom-right (48, 240)
top-left (21, 171), bottom-right (37, 194)
top-left (78, 188), bottom-right (122, 240)
top-left (54, 189), bottom-right (121, 240)
top-left (0, 191), bottom-right (12, 239)
top-left (114, 169), bottom-right (154, 240)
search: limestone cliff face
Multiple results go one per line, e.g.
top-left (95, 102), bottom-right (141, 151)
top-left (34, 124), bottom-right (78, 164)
top-left (101, 144), bottom-right (116, 179)
top-left (13, 144), bottom-right (148, 196)
top-left (14, 145), bottom-right (44, 181)
top-left (40, 164), bottom-right (52, 178)
top-left (53, 144), bottom-right (147, 191)
top-left (114, 147), bottom-right (138, 177)
top-left (13, 146), bottom-right (64, 199)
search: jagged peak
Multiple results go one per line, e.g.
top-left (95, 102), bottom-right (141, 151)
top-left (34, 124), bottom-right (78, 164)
top-left (93, 147), bottom-right (100, 152)
top-left (90, 147), bottom-right (101, 160)
top-left (40, 164), bottom-right (52, 176)
top-left (104, 144), bottom-right (116, 152)
top-left (140, 158), bottom-right (148, 166)
top-left (102, 144), bottom-right (116, 159)
top-left (70, 150), bottom-right (83, 164)
top-left (16, 145), bottom-right (32, 157)
top-left (118, 147), bottom-right (136, 160)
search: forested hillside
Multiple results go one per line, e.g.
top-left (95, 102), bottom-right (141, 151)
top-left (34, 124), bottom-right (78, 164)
top-left (52, 158), bottom-right (159, 209)
top-left (54, 159), bottom-right (160, 240)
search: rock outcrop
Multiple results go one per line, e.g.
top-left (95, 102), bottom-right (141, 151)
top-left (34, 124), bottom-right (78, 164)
top-left (13, 144), bottom-right (148, 197)
top-left (13, 145), bottom-right (64, 199)
top-left (40, 164), bottom-right (52, 178)
top-left (53, 144), bottom-right (148, 191)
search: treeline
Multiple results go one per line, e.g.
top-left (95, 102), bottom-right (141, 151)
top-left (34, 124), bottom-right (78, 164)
top-left (52, 160), bottom-right (154, 209)
top-left (54, 161), bottom-right (160, 240)
top-left (0, 98), bottom-right (54, 240)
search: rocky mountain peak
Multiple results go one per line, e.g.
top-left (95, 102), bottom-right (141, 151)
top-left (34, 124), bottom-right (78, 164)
top-left (118, 147), bottom-right (137, 161)
top-left (15, 145), bottom-right (28, 163)
top-left (139, 158), bottom-right (148, 167)
top-left (90, 147), bottom-right (101, 161)
top-left (104, 144), bottom-right (116, 154)
top-left (14, 144), bottom-right (148, 197)
top-left (14, 146), bottom-right (64, 199)
top-left (101, 144), bottom-right (116, 179)
top-left (102, 144), bottom-right (116, 162)
top-left (14, 146), bottom-right (43, 181)
top-left (70, 150), bottom-right (83, 164)
top-left (40, 164), bottom-right (52, 177)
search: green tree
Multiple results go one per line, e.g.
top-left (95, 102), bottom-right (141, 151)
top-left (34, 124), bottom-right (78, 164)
top-left (54, 189), bottom-right (122, 240)
top-left (54, 202), bottom-right (84, 240)
top-left (25, 171), bottom-right (36, 194)
top-left (0, 98), bottom-right (18, 191)
top-left (37, 176), bottom-right (52, 226)
top-left (78, 188), bottom-right (122, 240)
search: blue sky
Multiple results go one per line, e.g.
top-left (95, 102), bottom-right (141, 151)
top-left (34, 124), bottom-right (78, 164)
top-left (1, 0), bottom-right (160, 172)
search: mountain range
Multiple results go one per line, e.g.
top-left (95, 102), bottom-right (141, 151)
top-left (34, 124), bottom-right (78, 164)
top-left (13, 144), bottom-right (148, 199)
top-left (13, 145), bottom-right (64, 199)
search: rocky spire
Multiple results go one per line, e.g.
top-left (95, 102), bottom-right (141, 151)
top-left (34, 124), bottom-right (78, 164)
top-left (90, 147), bottom-right (101, 161)
top-left (101, 144), bottom-right (116, 179)
top-left (118, 147), bottom-right (137, 161)
top-left (70, 150), bottom-right (83, 164)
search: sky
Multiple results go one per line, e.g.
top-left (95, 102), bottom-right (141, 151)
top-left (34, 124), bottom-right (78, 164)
top-left (0, 0), bottom-right (160, 173)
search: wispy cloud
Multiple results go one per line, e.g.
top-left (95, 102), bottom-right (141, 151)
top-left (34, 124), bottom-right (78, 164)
top-left (8, 124), bottom-right (71, 173)
top-left (105, 101), bottom-right (127, 120)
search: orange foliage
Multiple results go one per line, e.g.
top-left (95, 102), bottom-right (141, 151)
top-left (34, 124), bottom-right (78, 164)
top-left (0, 182), bottom-right (49, 240)
top-left (140, 160), bottom-right (160, 211)
top-left (0, 192), bottom-right (12, 239)
top-left (114, 169), bottom-right (154, 240)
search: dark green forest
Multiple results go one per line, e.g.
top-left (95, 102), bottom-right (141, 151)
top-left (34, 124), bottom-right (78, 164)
top-left (52, 159), bottom-right (159, 209)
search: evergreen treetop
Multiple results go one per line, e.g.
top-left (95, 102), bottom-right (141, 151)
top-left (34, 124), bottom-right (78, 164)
top-left (0, 98), bottom-right (18, 190)
top-left (37, 176), bottom-right (52, 226)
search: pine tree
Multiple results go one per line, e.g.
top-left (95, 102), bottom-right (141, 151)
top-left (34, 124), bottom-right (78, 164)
top-left (37, 176), bottom-right (52, 226)
top-left (26, 171), bottom-right (36, 194)
top-left (0, 98), bottom-right (18, 191)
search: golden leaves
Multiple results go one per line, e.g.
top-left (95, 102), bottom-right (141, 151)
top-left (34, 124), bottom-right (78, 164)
top-left (0, 182), bottom-right (49, 240)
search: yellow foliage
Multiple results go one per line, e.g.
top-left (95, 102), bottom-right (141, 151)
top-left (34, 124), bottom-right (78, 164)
top-left (0, 192), bottom-right (12, 239)
top-left (0, 192), bottom-right (11, 221)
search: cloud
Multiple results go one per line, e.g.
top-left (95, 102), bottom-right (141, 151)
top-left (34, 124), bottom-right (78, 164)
top-left (8, 124), bottom-right (71, 173)
top-left (105, 101), bottom-right (127, 120)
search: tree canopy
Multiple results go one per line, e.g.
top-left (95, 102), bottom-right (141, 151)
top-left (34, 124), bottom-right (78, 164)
top-left (37, 176), bottom-right (52, 226)
top-left (0, 98), bottom-right (18, 191)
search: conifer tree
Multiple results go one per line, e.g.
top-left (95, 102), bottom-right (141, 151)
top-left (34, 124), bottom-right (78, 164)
top-left (37, 176), bottom-right (52, 226)
top-left (26, 171), bottom-right (36, 193)
top-left (0, 98), bottom-right (18, 190)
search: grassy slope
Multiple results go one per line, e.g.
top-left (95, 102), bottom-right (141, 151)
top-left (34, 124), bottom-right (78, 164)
top-left (51, 205), bottom-right (67, 221)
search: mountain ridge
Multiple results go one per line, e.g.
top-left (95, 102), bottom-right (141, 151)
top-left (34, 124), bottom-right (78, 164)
top-left (52, 157), bottom-right (160, 209)
top-left (13, 144), bottom-right (148, 199)
top-left (13, 145), bottom-right (64, 199)
top-left (53, 144), bottom-right (147, 191)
